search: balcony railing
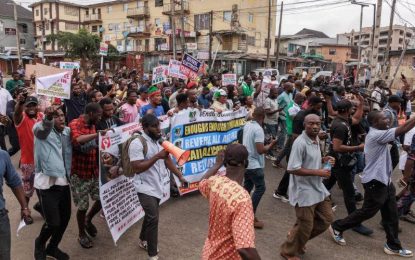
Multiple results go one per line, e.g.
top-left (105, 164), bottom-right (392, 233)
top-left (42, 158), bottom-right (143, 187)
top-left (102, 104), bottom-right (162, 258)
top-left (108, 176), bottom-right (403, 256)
top-left (162, 1), bottom-right (189, 15)
top-left (84, 13), bottom-right (102, 23)
top-left (127, 7), bottom-right (150, 19)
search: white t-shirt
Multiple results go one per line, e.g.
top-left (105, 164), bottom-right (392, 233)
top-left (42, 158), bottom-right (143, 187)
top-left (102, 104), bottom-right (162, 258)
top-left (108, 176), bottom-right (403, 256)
top-left (264, 97), bottom-right (279, 125)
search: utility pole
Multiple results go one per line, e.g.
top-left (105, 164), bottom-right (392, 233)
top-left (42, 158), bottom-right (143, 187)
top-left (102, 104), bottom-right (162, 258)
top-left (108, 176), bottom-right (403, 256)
top-left (357, 5), bottom-right (366, 74)
top-left (171, 0), bottom-right (176, 60)
top-left (275, 1), bottom-right (283, 70)
top-left (180, 0), bottom-right (186, 54)
top-left (370, 4), bottom-right (376, 63)
top-left (383, 0), bottom-right (396, 79)
top-left (266, 0), bottom-right (271, 68)
top-left (388, 33), bottom-right (413, 89)
top-left (208, 10), bottom-right (213, 70)
top-left (11, 2), bottom-right (22, 66)
top-left (371, 0), bottom-right (382, 80)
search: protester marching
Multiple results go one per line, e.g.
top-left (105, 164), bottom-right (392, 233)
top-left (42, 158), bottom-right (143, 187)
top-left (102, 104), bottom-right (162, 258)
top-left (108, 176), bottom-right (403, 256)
top-left (0, 51), bottom-right (415, 260)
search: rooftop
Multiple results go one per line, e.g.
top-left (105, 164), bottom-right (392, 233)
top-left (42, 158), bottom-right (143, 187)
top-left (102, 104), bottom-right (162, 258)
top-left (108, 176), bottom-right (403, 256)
top-left (294, 28), bottom-right (329, 39)
top-left (0, 0), bottom-right (33, 20)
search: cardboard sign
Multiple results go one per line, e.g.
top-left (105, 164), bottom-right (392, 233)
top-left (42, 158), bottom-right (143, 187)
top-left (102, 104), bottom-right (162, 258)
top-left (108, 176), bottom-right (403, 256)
top-left (168, 60), bottom-right (187, 80)
top-left (36, 72), bottom-right (72, 99)
top-left (222, 74), bottom-right (237, 86)
top-left (152, 65), bottom-right (168, 85)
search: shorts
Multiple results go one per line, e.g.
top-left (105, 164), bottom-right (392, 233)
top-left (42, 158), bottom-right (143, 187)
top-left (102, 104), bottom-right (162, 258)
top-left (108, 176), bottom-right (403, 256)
top-left (20, 164), bottom-right (35, 198)
top-left (70, 174), bottom-right (100, 211)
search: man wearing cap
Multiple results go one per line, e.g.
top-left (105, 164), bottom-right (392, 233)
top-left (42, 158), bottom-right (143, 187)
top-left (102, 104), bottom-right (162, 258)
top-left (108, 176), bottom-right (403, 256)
top-left (199, 144), bottom-right (260, 260)
top-left (141, 86), bottom-right (165, 117)
top-left (137, 86), bottom-right (149, 112)
top-left (14, 94), bottom-right (43, 215)
top-left (210, 89), bottom-right (230, 113)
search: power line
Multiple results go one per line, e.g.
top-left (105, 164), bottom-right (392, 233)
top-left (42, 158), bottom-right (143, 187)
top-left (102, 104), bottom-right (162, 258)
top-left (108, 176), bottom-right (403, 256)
top-left (384, 0), bottom-right (415, 28)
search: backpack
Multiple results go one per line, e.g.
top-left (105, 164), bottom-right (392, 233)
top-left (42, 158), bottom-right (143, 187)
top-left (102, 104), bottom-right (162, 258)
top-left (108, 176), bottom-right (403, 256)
top-left (119, 133), bottom-right (148, 177)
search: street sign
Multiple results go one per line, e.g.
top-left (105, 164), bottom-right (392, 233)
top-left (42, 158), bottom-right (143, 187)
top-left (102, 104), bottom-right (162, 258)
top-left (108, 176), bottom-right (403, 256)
top-left (99, 43), bottom-right (108, 56)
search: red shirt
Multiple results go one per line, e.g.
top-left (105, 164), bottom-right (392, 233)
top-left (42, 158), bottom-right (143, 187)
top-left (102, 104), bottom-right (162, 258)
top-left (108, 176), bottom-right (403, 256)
top-left (199, 175), bottom-right (255, 260)
top-left (15, 112), bottom-right (43, 164)
top-left (69, 115), bottom-right (98, 179)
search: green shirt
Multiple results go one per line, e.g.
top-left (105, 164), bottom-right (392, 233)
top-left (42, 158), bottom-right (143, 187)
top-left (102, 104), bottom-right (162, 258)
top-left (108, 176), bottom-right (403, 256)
top-left (285, 101), bottom-right (295, 135)
top-left (6, 79), bottom-right (23, 94)
top-left (241, 82), bottom-right (254, 97)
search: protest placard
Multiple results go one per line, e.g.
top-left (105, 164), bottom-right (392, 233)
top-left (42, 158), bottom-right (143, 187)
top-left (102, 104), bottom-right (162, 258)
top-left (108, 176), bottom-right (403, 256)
top-left (99, 42), bottom-right (108, 56)
top-left (99, 123), bottom-right (170, 244)
top-left (35, 71), bottom-right (72, 99)
top-left (180, 53), bottom-right (201, 79)
top-left (26, 64), bottom-right (66, 79)
top-left (168, 60), bottom-right (187, 80)
top-left (221, 74), bottom-right (237, 86)
top-left (152, 65), bottom-right (168, 85)
top-left (169, 108), bottom-right (247, 194)
top-left (59, 62), bottom-right (80, 70)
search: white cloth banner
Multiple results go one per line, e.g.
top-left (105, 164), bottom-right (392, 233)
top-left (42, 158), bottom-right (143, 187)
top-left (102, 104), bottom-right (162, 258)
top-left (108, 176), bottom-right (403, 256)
top-left (35, 72), bottom-right (72, 99)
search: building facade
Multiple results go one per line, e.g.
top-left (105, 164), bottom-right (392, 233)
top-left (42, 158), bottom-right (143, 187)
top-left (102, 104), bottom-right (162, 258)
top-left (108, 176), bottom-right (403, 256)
top-left (338, 25), bottom-right (415, 63)
top-left (30, 0), bottom-right (276, 59)
top-left (0, 0), bottom-right (34, 51)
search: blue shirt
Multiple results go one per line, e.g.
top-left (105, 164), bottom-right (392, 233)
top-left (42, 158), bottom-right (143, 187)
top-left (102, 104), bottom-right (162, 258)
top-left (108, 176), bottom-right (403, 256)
top-left (141, 104), bottom-right (165, 117)
top-left (242, 121), bottom-right (265, 169)
top-left (198, 94), bottom-right (211, 109)
top-left (0, 150), bottom-right (22, 210)
top-left (361, 127), bottom-right (396, 185)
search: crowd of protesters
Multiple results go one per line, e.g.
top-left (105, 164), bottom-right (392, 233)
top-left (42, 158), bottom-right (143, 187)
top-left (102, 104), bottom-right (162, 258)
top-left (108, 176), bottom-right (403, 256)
top-left (0, 64), bottom-right (415, 260)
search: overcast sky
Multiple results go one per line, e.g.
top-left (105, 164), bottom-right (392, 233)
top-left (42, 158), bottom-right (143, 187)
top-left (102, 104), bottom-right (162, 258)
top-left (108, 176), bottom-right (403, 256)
top-left (19, 0), bottom-right (415, 37)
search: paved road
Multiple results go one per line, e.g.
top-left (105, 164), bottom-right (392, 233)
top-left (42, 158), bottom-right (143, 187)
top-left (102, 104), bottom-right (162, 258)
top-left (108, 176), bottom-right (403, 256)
top-left (4, 150), bottom-right (415, 260)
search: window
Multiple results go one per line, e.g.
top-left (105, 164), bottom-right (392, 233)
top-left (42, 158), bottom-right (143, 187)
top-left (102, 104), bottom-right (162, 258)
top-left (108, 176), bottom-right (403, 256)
top-left (91, 25), bottom-right (98, 32)
top-left (108, 23), bottom-right (113, 31)
top-left (35, 9), bottom-right (39, 16)
top-left (123, 22), bottom-right (129, 29)
top-left (223, 11), bottom-right (232, 22)
top-left (329, 48), bottom-right (336, 55)
top-left (18, 23), bottom-right (28, 33)
top-left (123, 3), bottom-right (128, 12)
top-left (155, 18), bottom-right (161, 27)
top-left (155, 0), bottom-right (163, 7)
top-left (107, 6), bottom-right (112, 13)
top-left (0, 21), bottom-right (4, 32)
top-left (247, 36), bottom-right (255, 46)
top-left (85, 9), bottom-right (89, 15)
top-left (194, 13), bottom-right (210, 30)
top-left (154, 37), bottom-right (167, 50)
top-left (44, 8), bottom-right (48, 15)
top-left (20, 38), bottom-right (26, 44)
top-left (264, 38), bottom-right (271, 48)
top-left (64, 6), bottom-right (78, 16)
top-left (45, 22), bottom-right (49, 30)
top-left (65, 23), bottom-right (78, 30)
top-left (248, 13), bottom-right (254, 23)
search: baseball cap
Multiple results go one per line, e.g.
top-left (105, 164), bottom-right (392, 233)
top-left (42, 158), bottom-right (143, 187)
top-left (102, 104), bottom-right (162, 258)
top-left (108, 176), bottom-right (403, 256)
top-left (187, 81), bottom-right (197, 89)
top-left (224, 144), bottom-right (248, 166)
top-left (139, 86), bottom-right (149, 93)
top-left (25, 96), bottom-right (38, 106)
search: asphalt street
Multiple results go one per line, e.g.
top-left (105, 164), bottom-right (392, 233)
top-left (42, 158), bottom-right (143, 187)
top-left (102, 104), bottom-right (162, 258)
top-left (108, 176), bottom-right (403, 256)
top-left (4, 150), bottom-right (415, 260)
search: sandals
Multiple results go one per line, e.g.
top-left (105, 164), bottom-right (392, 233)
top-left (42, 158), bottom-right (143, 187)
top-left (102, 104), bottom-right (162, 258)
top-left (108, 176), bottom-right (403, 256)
top-left (78, 236), bottom-right (93, 249)
top-left (85, 222), bottom-right (97, 238)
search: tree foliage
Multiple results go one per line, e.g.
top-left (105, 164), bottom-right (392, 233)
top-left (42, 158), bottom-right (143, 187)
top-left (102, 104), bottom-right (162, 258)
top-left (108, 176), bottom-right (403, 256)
top-left (46, 29), bottom-right (101, 60)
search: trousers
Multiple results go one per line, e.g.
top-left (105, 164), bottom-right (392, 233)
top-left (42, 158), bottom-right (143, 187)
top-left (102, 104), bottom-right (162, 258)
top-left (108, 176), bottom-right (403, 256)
top-left (244, 168), bottom-right (266, 214)
top-left (138, 193), bottom-right (160, 257)
top-left (0, 209), bottom-right (10, 260)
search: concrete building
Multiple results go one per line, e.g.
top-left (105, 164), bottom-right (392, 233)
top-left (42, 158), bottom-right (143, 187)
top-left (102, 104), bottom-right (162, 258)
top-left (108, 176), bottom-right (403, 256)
top-left (338, 25), bottom-right (415, 63)
top-left (387, 49), bottom-right (415, 90)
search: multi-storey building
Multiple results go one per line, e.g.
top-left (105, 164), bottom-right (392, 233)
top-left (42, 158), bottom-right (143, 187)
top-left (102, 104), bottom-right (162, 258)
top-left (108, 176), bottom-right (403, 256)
top-left (338, 25), bottom-right (415, 62)
top-left (30, 0), bottom-right (276, 58)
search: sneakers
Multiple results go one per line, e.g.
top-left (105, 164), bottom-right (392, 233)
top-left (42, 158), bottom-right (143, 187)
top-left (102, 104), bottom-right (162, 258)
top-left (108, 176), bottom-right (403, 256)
top-left (254, 217), bottom-right (264, 229)
top-left (384, 244), bottom-right (413, 257)
top-left (352, 224), bottom-right (373, 236)
top-left (45, 247), bottom-right (70, 260)
top-left (329, 225), bottom-right (346, 246)
top-left (138, 239), bottom-right (160, 253)
top-left (34, 238), bottom-right (46, 260)
top-left (400, 214), bottom-right (415, 224)
top-left (273, 192), bottom-right (289, 203)
top-left (265, 155), bottom-right (276, 161)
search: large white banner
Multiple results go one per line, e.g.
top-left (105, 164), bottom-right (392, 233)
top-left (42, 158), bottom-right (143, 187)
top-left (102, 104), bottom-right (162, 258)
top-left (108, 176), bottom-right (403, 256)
top-left (169, 108), bottom-right (247, 195)
top-left (35, 71), bottom-right (72, 99)
top-left (99, 123), bottom-right (170, 244)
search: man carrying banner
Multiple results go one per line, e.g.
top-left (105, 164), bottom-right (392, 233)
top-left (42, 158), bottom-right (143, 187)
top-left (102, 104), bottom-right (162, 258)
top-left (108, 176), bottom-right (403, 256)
top-left (129, 114), bottom-right (187, 260)
top-left (199, 144), bottom-right (261, 260)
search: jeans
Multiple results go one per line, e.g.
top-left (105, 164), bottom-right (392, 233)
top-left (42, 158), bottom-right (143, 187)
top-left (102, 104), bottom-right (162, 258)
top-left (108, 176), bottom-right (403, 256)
top-left (37, 186), bottom-right (71, 250)
top-left (277, 119), bottom-right (287, 150)
top-left (265, 124), bottom-right (278, 156)
top-left (138, 193), bottom-right (160, 257)
top-left (333, 181), bottom-right (402, 250)
top-left (244, 168), bottom-right (266, 214)
top-left (324, 166), bottom-right (357, 214)
top-left (0, 209), bottom-right (11, 260)
top-left (281, 197), bottom-right (333, 256)
top-left (275, 137), bottom-right (293, 196)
